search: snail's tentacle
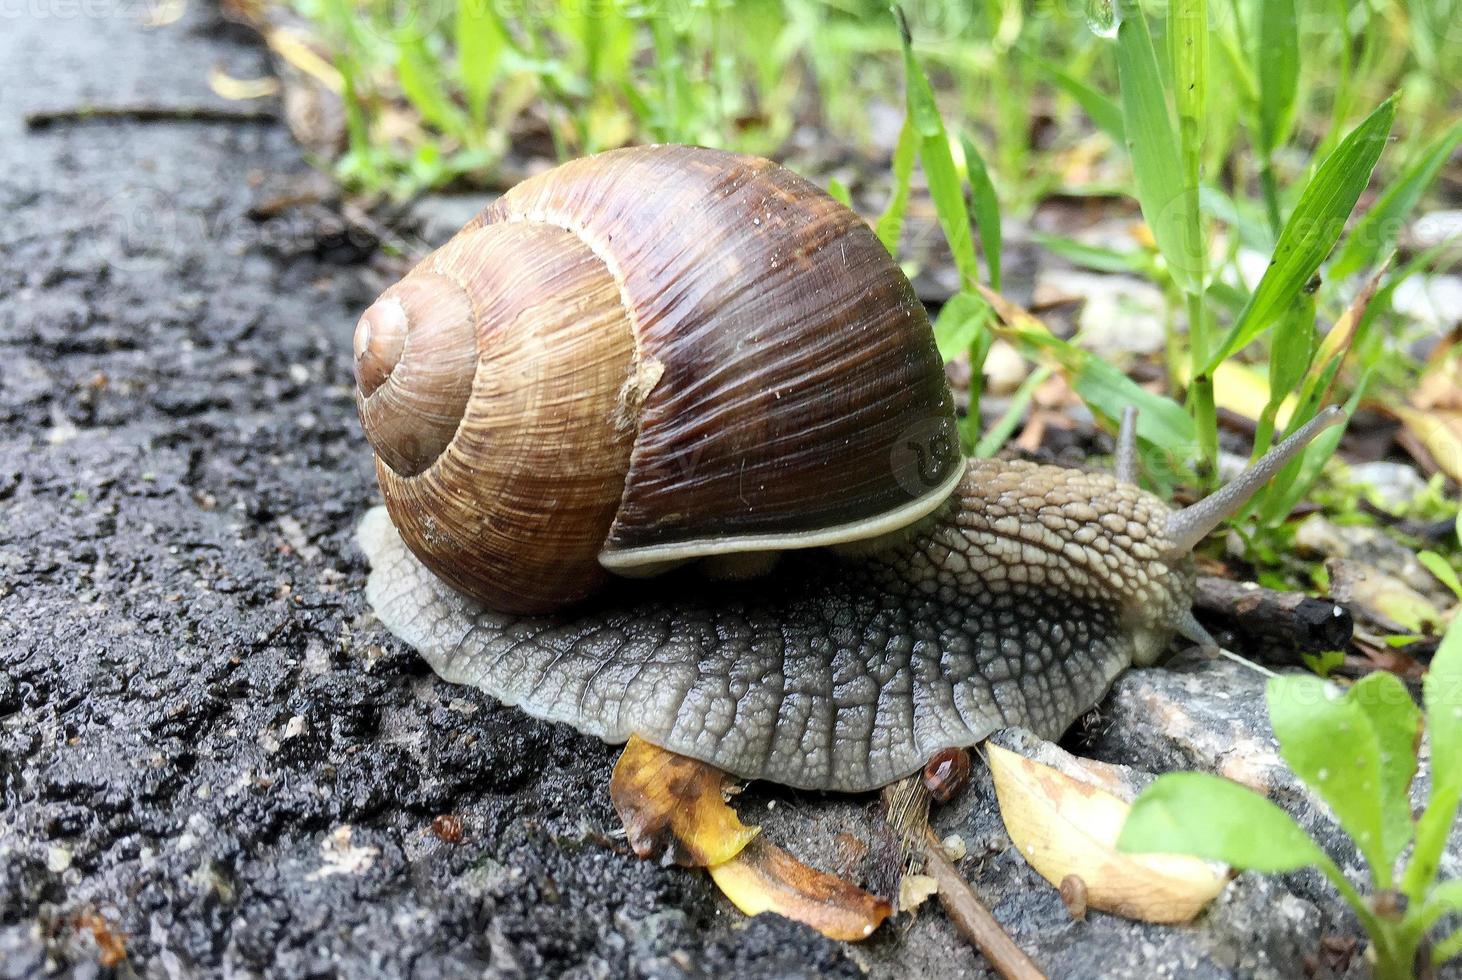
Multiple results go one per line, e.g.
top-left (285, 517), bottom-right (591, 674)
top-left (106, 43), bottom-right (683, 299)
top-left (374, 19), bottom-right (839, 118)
top-left (1163, 406), bottom-right (1346, 555)
top-left (359, 461), bottom-right (1194, 792)
top-left (1115, 405), bottom-right (1139, 485)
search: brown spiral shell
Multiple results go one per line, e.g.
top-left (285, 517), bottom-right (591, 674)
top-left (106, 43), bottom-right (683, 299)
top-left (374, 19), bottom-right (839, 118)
top-left (354, 145), bottom-right (960, 613)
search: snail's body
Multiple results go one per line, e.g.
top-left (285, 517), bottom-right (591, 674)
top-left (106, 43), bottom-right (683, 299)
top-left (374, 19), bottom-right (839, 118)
top-left (361, 459), bottom-right (1193, 792)
top-left (354, 144), bottom-right (1343, 794)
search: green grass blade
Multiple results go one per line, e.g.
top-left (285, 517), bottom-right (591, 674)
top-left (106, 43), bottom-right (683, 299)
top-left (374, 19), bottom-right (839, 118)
top-left (933, 291), bottom-right (990, 361)
top-left (1115, 0), bottom-right (1202, 293)
top-left (825, 176), bottom-right (852, 207)
top-left (1032, 233), bottom-right (1154, 275)
top-left (1435, 928), bottom-right (1462, 969)
top-left (1254, 0), bottom-right (1299, 158)
top-left (1252, 288), bottom-right (1317, 458)
top-left (457, 0), bottom-right (507, 122)
top-left (975, 366), bottom-right (1052, 458)
top-left (1168, 0), bottom-right (1213, 480)
top-left (978, 284), bottom-right (1195, 455)
top-left (894, 5), bottom-right (992, 432)
top-left (875, 116), bottom-right (917, 256)
top-left (1331, 117), bottom-right (1462, 280)
top-left (1204, 95), bottom-right (1396, 373)
top-left (1418, 551), bottom-right (1462, 602)
top-left (1026, 53), bottom-right (1125, 144)
top-left (896, 9), bottom-right (979, 289)
top-left (397, 33), bottom-right (470, 139)
top-left (959, 133), bottom-right (1002, 290)
top-left (1169, 0), bottom-right (1208, 138)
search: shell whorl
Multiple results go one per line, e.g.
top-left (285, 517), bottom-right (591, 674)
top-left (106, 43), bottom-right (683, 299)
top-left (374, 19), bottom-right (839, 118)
top-left (354, 272), bottom-right (478, 476)
top-left (359, 223), bottom-right (639, 613)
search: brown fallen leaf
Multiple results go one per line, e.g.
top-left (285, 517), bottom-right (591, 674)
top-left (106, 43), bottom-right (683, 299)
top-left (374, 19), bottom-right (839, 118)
top-left (986, 743), bottom-right (1227, 924)
top-left (708, 837), bottom-right (893, 942)
top-left (609, 734), bottom-right (759, 867)
top-left (609, 736), bottom-right (892, 942)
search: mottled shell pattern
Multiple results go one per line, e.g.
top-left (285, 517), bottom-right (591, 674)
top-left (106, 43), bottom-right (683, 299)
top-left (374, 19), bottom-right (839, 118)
top-left (353, 145), bottom-right (961, 613)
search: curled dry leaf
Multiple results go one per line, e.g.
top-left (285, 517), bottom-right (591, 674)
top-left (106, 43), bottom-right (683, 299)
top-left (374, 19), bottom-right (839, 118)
top-left (986, 743), bottom-right (1227, 924)
top-left (1372, 327), bottom-right (1462, 482)
top-left (208, 66), bottom-right (281, 102)
top-left (609, 736), bottom-right (892, 941)
top-left (708, 837), bottom-right (894, 942)
top-left (260, 27), bottom-right (342, 93)
top-left (609, 734), bottom-right (759, 867)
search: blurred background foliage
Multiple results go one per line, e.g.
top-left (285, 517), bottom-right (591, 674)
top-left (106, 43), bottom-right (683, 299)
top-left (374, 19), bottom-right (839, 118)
top-left (271, 0), bottom-right (1461, 605)
top-left (291, 0), bottom-right (1457, 206)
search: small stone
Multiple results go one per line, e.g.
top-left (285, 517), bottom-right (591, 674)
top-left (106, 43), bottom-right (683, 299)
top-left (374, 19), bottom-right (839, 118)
top-left (1033, 270), bottom-right (1166, 357)
top-left (1391, 273), bottom-right (1462, 331)
top-left (46, 846), bottom-right (72, 873)
top-left (940, 834), bottom-right (966, 862)
top-left (1344, 461), bottom-right (1429, 511)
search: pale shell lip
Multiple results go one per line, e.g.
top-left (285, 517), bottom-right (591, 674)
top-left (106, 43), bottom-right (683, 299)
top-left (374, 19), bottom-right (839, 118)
top-left (597, 461), bottom-right (964, 572)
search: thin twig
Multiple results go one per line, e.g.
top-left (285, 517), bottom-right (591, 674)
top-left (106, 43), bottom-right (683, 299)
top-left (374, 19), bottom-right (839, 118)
top-left (922, 826), bottom-right (1047, 980)
top-left (881, 777), bottom-right (1045, 980)
top-left (26, 104), bottom-right (278, 130)
top-left (1192, 575), bottom-right (1353, 660)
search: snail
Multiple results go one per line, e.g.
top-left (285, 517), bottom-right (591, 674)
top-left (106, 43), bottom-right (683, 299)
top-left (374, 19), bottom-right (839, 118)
top-left (355, 144), bottom-right (1341, 793)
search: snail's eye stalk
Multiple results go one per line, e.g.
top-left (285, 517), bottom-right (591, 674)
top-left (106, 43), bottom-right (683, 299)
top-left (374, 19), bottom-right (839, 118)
top-left (1163, 406), bottom-right (1346, 557)
top-left (1114, 405), bottom-right (1139, 485)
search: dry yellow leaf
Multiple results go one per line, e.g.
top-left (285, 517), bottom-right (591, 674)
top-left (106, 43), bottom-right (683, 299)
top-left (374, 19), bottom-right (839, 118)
top-left (608, 735), bottom-right (759, 868)
top-left (141, 0), bottom-right (185, 27)
top-left (986, 743), bottom-right (1227, 924)
top-left (1329, 557), bottom-right (1450, 635)
top-left (975, 282), bottom-right (1052, 340)
top-left (1390, 406), bottom-right (1462, 484)
top-left (208, 66), bottom-right (280, 102)
top-left (1414, 346), bottom-right (1462, 412)
top-left (263, 27), bottom-right (343, 93)
top-left (708, 838), bottom-right (893, 942)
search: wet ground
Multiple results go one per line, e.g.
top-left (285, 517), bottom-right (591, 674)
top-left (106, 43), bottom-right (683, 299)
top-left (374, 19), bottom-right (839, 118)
top-left (0, 7), bottom-right (1441, 979)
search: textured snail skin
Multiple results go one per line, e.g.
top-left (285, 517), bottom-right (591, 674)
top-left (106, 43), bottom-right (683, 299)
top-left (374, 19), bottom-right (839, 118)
top-left (359, 459), bottom-right (1194, 793)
